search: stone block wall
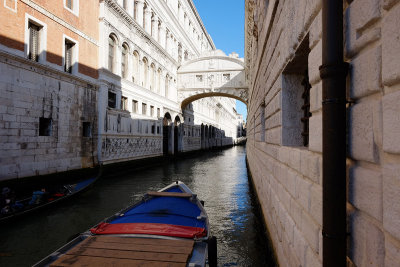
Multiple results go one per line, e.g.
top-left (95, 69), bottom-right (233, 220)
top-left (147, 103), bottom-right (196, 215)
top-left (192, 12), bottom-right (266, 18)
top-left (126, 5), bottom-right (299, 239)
top-left (245, 0), bottom-right (400, 266)
top-left (0, 53), bottom-right (98, 180)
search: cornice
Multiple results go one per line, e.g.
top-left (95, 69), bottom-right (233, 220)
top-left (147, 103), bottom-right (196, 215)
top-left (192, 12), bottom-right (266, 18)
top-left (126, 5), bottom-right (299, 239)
top-left (186, 0), bottom-right (215, 49)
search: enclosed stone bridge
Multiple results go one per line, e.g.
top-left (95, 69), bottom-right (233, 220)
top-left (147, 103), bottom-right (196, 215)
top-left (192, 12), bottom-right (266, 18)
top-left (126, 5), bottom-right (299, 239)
top-left (177, 50), bottom-right (248, 109)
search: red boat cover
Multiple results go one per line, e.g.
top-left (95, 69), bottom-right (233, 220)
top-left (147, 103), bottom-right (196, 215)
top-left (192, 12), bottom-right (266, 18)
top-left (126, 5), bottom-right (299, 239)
top-left (90, 222), bottom-right (207, 239)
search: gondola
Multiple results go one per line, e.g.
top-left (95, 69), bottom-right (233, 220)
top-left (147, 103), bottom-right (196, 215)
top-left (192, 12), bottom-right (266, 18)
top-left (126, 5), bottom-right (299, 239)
top-left (0, 175), bottom-right (99, 223)
top-left (34, 181), bottom-right (217, 267)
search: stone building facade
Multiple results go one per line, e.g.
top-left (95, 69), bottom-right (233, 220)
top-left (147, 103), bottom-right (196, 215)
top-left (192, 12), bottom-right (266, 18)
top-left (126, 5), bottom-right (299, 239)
top-left (98, 0), bottom-right (241, 163)
top-left (0, 0), bottom-right (242, 179)
top-left (0, 0), bottom-right (99, 179)
top-left (245, 0), bottom-right (400, 266)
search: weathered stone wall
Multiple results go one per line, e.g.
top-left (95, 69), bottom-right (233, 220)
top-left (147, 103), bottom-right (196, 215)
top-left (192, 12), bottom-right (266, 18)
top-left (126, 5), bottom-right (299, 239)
top-left (245, 0), bottom-right (400, 266)
top-left (0, 53), bottom-right (98, 180)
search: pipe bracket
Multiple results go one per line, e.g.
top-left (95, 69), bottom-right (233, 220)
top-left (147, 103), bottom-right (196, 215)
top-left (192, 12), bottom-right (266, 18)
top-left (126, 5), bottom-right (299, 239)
top-left (319, 62), bottom-right (349, 79)
top-left (322, 98), bottom-right (345, 105)
top-left (322, 231), bottom-right (347, 240)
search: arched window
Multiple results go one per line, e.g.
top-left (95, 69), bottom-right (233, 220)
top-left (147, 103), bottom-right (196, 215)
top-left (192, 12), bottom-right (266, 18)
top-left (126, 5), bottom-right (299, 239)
top-left (121, 43), bottom-right (128, 78)
top-left (157, 68), bottom-right (162, 94)
top-left (142, 57), bottom-right (148, 88)
top-left (150, 63), bottom-right (156, 91)
top-left (108, 34), bottom-right (117, 72)
top-left (132, 50), bottom-right (139, 84)
top-left (165, 74), bottom-right (169, 98)
top-left (184, 51), bottom-right (188, 61)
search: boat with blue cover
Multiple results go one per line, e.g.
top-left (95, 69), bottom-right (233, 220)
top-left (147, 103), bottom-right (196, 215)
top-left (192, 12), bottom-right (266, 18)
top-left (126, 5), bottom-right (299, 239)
top-left (34, 181), bottom-right (217, 267)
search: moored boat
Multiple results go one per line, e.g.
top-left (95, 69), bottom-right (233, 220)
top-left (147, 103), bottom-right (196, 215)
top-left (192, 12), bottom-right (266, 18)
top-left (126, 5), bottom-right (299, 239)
top-left (0, 175), bottom-right (99, 223)
top-left (34, 181), bottom-right (217, 267)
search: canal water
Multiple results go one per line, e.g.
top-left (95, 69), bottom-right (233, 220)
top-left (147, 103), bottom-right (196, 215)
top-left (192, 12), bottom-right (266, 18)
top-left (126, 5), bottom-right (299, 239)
top-left (0, 146), bottom-right (276, 266)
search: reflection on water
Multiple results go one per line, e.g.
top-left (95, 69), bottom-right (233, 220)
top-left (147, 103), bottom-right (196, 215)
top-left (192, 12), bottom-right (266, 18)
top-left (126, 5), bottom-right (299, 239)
top-left (0, 146), bottom-right (276, 266)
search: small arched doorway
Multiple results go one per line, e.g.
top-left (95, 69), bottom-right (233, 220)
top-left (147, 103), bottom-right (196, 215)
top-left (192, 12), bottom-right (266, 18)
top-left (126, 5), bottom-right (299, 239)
top-left (163, 113), bottom-right (172, 155)
top-left (174, 116), bottom-right (181, 155)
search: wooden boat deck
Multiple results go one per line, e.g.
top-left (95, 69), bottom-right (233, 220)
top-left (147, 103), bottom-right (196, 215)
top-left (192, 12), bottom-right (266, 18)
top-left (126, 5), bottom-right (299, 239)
top-left (50, 236), bottom-right (195, 267)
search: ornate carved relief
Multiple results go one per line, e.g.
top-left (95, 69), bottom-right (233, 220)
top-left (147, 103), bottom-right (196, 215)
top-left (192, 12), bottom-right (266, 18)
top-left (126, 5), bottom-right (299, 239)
top-left (101, 135), bottom-right (162, 161)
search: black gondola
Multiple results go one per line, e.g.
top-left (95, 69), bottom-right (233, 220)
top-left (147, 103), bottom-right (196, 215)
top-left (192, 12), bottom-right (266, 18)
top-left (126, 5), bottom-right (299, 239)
top-left (0, 173), bottom-right (99, 223)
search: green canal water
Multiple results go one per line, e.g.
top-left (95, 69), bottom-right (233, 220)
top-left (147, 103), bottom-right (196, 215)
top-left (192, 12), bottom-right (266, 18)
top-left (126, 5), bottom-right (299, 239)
top-left (0, 146), bottom-right (276, 266)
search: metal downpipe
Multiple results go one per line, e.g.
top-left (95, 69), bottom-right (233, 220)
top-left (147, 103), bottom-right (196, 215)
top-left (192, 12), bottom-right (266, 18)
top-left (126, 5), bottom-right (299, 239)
top-left (319, 0), bottom-right (349, 266)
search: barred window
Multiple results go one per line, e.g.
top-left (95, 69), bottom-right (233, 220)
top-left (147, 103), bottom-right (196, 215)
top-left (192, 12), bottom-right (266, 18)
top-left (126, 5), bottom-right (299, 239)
top-left (64, 40), bottom-right (74, 73)
top-left (142, 103), bottom-right (147, 115)
top-left (132, 100), bottom-right (138, 113)
top-left (150, 105), bottom-right (154, 117)
top-left (108, 91), bottom-right (116, 108)
top-left (28, 23), bottom-right (40, 62)
top-left (121, 96), bottom-right (128, 111)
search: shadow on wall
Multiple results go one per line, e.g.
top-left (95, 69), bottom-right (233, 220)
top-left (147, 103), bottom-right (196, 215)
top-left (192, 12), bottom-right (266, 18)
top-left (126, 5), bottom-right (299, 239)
top-left (0, 35), bottom-right (99, 180)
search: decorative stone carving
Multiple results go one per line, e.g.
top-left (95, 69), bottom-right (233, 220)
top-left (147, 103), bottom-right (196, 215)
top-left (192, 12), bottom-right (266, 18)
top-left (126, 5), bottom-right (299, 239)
top-left (101, 136), bottom-right (162, 161)
top-left (177, 49), bottom-right (249, 107)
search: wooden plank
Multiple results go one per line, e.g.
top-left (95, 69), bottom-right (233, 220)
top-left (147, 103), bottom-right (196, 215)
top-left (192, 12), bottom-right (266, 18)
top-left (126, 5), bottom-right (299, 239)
top-left (147, 191), bottom-right (192, 198)
top-left (91, 236), bottom-right (194, 248)
top-left (50, 255), bottom-right (186, 267)
top-left (66, 247), bottom-right (190, 263)
top-left (77, 239), bottom-right (193, 254)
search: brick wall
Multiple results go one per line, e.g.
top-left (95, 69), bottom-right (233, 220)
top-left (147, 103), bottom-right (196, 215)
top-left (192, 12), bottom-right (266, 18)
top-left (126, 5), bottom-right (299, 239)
top-left (245, 0), bottom-right (400, 266)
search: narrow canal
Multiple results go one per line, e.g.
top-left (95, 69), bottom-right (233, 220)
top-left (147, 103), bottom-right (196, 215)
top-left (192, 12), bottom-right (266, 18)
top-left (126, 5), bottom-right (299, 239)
top-left (0, 146), bottom-right (276, 266)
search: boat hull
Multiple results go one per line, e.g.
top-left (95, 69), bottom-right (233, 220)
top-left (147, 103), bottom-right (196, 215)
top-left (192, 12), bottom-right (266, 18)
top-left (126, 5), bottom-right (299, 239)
top-left (34, 181), bottom-right (213, 267)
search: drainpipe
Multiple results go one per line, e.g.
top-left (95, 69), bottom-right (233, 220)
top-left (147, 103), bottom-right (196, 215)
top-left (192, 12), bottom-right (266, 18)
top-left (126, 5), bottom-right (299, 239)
top-left (319, 1), bottom-right (349, 267)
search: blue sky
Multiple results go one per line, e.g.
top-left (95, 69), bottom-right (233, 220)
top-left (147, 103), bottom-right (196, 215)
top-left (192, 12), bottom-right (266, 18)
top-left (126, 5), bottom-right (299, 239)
top-left (193, 0), bottom-right (247, 121)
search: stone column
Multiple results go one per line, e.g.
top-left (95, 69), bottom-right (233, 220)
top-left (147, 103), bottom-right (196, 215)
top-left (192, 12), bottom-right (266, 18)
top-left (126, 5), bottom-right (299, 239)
top-left (166, 31), bottom-right (171, 54)
top-left (126, 0), bottom-right (134, 17)
top-left (177, 2), bottom-right (182, 22)
top-left (159, 22), bottom-right (166, 49)
top-left (151, 14), bottom-right (159, 40)
top-left (97, 82), bottom-right (109, 161)
top-left (127, 51), bottom-right (133, 82)
top-left (168, 123), bottom-right (174, 155)
top-left (135, 0), bottom-right (144, 27)
top-left (115, 45), bottom-right (122, 77)
top-left (144, 8), bottom-right (152, 33)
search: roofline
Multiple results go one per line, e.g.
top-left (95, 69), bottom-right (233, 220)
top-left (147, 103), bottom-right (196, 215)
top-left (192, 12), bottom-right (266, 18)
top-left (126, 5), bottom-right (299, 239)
top-left (187, 0), bottom-right (216, 50)
top-left (178, 56), bottom-right (245, 71)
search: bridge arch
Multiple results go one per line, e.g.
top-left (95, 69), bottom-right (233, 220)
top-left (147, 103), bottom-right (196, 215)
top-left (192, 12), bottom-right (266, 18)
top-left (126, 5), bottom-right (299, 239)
top-left (177, 50), bottom-right (248, 110)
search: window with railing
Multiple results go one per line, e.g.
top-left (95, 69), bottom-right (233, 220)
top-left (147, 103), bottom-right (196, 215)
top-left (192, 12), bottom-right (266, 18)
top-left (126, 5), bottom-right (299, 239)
top-left (28, 23), bottom-right (40, 62)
